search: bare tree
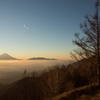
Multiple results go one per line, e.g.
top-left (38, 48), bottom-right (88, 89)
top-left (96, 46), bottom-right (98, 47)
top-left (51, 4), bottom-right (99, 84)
top-left (71, 0), bottom-right (100, 87)
top-left (31, 71), bottom-right (37, 77)
top-left (22, 69), bottom-right (27, 78)
top-left (42, 66), bottom-right (66, 99)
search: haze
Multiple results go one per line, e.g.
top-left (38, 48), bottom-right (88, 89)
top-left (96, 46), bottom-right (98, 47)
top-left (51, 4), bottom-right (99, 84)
top-left (0, 60), bottom-right (70, 79)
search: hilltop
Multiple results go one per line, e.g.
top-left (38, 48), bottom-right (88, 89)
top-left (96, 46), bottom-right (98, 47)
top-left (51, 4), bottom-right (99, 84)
top-left (0, 53), bottom-right (21, 60)
top-left (28, 57), bottom-right (57, 60)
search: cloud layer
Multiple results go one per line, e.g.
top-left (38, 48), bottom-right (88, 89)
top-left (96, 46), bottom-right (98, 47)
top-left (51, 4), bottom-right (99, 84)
top-left (0, 60), bottom-right (69, 78)
top-left (23, 24), bottom-right (28, 29)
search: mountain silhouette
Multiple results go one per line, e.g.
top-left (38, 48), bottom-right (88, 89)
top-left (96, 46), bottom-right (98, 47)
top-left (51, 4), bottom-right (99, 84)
top-left (0, 53), bottom-right (20, 60)
top-left (28, 57), bottom-right (57, 60)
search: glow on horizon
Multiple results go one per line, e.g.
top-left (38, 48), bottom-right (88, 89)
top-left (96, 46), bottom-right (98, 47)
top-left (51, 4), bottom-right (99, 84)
top-left (11, 54), bottom-right (72, 60)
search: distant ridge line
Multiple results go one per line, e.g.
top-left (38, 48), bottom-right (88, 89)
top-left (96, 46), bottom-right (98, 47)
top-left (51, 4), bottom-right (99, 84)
top-left (28, 57), bottom-right (57, 60)
top-left (0, 53), bottom-right (20, 60)
top-left (0, 53), bottom-right (57, 60)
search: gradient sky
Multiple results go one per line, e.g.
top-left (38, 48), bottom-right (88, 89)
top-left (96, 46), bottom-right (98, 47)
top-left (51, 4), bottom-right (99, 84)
top-left (0, 0), bottom-right (96, 60)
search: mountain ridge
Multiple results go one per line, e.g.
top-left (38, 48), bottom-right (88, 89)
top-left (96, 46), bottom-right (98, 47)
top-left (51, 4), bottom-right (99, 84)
top-left (28, 57), bottom-right (57, 60)
top-left (0, 53), bottom-right (20, 60)
top-left (0, 53), bottom-right (57, 60)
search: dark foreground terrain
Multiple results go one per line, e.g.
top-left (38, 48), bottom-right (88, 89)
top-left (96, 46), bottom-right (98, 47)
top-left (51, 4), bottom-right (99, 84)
top-left (0, 58), bottom-right (98, 100)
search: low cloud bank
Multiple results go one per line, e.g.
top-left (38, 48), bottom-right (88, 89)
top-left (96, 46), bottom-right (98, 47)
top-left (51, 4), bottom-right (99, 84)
top-left (0, 60), bottom-right (71, 79)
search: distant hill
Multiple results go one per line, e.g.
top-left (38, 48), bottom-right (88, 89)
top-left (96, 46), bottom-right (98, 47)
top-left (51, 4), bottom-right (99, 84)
top-left (0, 53), bottom-right (20, 60)
top-left (28, 57), bottom-right (57, 60)
top-left (0, 77), bottom-right (43, 100)
top-left (0, 74), bottom-right (23, 84)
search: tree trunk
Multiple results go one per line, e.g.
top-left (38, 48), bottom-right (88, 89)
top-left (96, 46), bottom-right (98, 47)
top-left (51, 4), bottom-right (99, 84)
top-left (99, 68), bottom-right (100, 87)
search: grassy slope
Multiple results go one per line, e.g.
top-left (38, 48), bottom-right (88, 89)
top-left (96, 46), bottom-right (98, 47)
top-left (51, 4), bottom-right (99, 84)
top-left (51, 83), bottom-right (99, 100)
top-left (0, 77), bottom-right (98, 100)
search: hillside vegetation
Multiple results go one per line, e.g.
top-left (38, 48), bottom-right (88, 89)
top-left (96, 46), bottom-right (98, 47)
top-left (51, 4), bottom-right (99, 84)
top-left (0, 59), bottom-right (98, 100)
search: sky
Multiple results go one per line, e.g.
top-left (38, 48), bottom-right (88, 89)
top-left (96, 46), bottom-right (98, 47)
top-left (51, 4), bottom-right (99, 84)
top-left (0, 0), bottom-right (96, 60)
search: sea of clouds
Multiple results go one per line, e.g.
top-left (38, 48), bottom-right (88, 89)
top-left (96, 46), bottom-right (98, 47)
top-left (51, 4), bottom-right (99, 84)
top-left (0, 60), bottom-right (74, 79)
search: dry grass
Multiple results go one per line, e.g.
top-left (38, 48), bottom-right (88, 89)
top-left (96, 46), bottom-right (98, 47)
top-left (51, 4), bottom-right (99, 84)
top-left (77, 94), bottom-right (91, 100)
top-left (50, 83), bottom-right (99, 100)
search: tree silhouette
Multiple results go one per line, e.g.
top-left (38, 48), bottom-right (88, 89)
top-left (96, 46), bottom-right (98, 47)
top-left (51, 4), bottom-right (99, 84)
top-left (22, 70), bottom-right (27, 78)
top-left (72, 0), bottom-right (100, 87)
